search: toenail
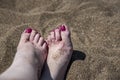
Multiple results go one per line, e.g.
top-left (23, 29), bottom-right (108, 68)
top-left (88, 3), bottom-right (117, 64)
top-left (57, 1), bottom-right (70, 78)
top-left (25, 28), bottom-right (32, 33)
top-left (59, 25), bottom-right (66, 31)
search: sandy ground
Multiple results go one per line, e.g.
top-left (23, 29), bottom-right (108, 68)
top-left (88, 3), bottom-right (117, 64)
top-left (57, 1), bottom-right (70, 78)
top-left (0, 0), bottom-right (120, 80)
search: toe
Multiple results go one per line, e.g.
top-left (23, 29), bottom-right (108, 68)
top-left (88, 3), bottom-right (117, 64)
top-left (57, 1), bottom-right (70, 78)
top-left (50, 31), bottom-right (55, 41)
top-left (20, 28), bottom-right (32, 42)
top-left (55, 28), bottom-right (61, 41)
top-left (47, 35), bottom-right (51, 42)
top-left (60, 25), bottom-right (71, 41)
top-left (46, 35), bottom-right (51, 45)
top-left (42, 42), bottom-right (47, 49)
top-left (38, 37), bottom-right (44, 46)
top-left (33, 33), bottom-right (41, 44)
top-left (30, 29), bottom-right (37, 41)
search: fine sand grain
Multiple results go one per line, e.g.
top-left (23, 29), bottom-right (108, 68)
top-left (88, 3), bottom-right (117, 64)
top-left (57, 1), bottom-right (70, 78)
top-left (0, 0), bottom-right (120, 80)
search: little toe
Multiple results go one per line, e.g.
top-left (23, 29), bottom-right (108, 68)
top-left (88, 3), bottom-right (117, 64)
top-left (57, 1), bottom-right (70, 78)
top-left (30, 29), bottom-right (37, 41)
top-left (38, 37), bottom-right (44, 46)
top-left (50, 31), bottom-right (55, 38)
top-left (50, 31), bottom-right (55, 41)
top-left (47, 35), bottom-right (51, 41)
top-left (55, 28), bottom-right (61, 41)
top-left (46, 35), bottom-right (51, 45)
top-left (20, 28), bottom-right (32, 42)
top-left (33, 33), bottom-right (41, 44)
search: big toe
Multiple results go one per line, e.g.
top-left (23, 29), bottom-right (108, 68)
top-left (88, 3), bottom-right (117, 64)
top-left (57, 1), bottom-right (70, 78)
top-left (60, 25), bottom-right (71, 41)
top-left (20, 28), bottom-right (32, 43)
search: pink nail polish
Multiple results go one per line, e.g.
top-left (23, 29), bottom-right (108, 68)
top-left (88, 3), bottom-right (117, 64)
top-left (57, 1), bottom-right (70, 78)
top-left (25, 28), bottom-right (32, 33)
top-left (60, 25), bottom-right (66, 31)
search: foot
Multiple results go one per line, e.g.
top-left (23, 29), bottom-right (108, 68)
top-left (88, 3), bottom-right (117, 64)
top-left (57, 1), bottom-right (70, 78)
top-left (0, 28), bottom-right (47, 80)
top-left (17, 28), bottom-right (47, 68)
top-left (41, 25), bottom-right (73, 80)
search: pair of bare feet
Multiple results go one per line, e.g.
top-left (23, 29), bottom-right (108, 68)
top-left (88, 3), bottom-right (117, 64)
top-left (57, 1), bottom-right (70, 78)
top-left (0, 25), bottom-right (73, 80)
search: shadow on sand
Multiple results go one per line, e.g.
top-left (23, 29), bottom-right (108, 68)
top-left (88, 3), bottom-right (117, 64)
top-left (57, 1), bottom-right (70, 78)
top-left (64, 50), bottom-right (86, 79)
top-left (40, 50), bottom-right (86, 80)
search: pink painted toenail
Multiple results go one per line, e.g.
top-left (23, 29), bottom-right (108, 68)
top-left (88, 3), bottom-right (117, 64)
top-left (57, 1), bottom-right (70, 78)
top-left (25, 28), bottom-right (32, 33)
top-left (60, 25), bottom-right (66, 31)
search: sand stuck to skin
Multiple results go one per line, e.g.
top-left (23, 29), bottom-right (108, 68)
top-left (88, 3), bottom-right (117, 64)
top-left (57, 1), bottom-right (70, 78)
top-left (0, 0), bottom-right (120, 80)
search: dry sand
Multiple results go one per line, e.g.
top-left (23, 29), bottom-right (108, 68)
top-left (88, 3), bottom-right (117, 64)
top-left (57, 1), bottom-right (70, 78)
top-left (0, 0), bottom-right (120, 80)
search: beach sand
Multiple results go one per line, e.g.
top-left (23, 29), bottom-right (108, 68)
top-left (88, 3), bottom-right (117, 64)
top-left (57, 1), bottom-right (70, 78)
top-left (0, 0), bottom-right (120, 80)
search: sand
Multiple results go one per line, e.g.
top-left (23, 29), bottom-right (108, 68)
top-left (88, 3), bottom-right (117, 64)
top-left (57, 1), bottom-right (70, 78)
top-left (0, 0), bottom-right (120, 80)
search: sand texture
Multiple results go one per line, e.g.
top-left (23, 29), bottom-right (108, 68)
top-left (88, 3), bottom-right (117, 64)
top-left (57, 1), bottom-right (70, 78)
top-left (0, 0), bottom-right (120, 80)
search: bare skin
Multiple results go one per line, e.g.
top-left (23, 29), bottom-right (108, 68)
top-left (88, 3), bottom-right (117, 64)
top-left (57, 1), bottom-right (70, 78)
top-left (41, 25), bottom-right (73, 80)
top-left (0, 28), bottom-right (47, 80)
